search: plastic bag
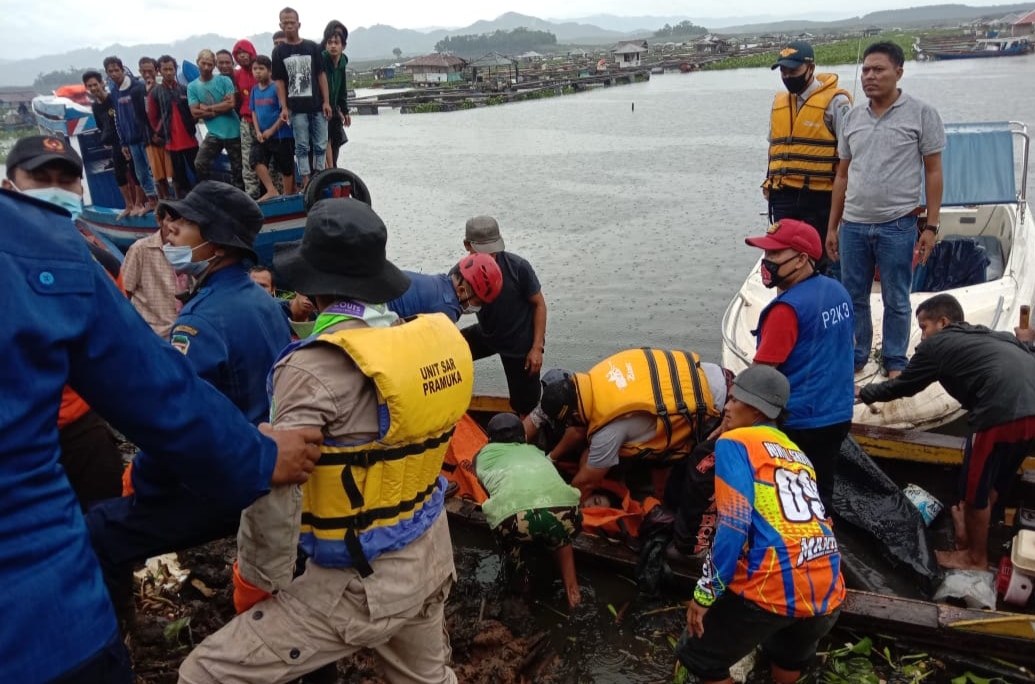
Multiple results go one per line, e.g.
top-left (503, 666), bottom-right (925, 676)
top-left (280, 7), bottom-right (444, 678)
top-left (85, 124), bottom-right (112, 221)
top-left (832, 437), bottom-right (942, 591)
top-left (932, 569), bottom-right (997, 609)
top-left (911, 237), bottom-right (991, 292)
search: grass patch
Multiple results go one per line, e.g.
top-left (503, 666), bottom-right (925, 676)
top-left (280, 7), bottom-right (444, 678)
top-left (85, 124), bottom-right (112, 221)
top-left (704, 33), bottom-right (918, 70)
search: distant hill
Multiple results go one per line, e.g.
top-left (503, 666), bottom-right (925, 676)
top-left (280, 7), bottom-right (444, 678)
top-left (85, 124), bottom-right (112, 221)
top-left (4, 5), bottom-right (1033, 87)
top-left (714, 3), bottom-right (1035, 34)
top-left (0, 12), bottom-right (639, 87)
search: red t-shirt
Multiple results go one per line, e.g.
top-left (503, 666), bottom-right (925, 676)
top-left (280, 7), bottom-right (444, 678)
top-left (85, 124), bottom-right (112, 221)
top-left (753, 303), bottom-right (799, 365)
top-left (167, 105), bottom-right (197, 152)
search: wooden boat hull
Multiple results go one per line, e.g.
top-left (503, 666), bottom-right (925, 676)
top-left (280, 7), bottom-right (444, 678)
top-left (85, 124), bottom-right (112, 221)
top-left (458, 394), bottom-right (1035, 660)
top-left (444, 496), bottom-right (1035, 662)
top-left (79, 196), bottom-right (307, 265)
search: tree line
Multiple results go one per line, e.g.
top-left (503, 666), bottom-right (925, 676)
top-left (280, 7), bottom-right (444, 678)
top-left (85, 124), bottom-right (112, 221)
top-left (34, 68), bottom-right (94, 92)
top-left (435, 28), bottom-right (558, 58)
top-left (653, 20), bottom-right (708, 38)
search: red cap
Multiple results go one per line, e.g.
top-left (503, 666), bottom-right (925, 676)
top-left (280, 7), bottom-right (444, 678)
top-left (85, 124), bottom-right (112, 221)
top-left (745, 219), bottom-right (822, 260)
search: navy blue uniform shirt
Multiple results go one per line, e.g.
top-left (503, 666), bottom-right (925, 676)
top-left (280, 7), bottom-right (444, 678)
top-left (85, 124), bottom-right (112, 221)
top-left (131, 264), bottom-right (291, 498)
top-left (0, 189), bottom-right (278, 683)
top-left (389, 271), bottom-right (463, 321)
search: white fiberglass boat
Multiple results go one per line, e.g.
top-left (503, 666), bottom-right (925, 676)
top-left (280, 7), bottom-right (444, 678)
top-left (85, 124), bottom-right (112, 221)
top-left (722, 121), bottom-right (1033, 429)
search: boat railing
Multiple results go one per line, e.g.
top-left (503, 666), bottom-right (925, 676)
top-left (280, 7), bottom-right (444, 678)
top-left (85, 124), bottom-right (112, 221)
top-left (1011, 121), bottom-right (1030, 216)
top-left (720, 291), bottom-right (753, 366)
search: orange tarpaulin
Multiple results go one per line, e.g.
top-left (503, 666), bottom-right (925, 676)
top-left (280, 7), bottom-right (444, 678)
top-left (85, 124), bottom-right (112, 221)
top-left (442, 413), bottom-right (489, 503)
top-left (580, 479), bottom-right (660, 540)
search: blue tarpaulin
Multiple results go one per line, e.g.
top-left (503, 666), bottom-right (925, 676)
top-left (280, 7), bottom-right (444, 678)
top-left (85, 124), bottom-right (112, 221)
top-left (922, 122), bottom-right (1017, 206)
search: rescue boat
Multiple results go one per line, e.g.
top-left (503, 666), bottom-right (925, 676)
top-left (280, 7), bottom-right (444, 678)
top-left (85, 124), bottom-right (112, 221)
top-left (721, 121), bottom-right (1035, 429)
top-left (447, 395), bottom-right (1035, 666)
top-left (30, 89), bottom-right (367, 264)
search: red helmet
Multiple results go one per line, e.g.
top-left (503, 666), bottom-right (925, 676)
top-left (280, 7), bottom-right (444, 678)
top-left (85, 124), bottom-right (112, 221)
top-left (457, 253), bottom-right (503, 304)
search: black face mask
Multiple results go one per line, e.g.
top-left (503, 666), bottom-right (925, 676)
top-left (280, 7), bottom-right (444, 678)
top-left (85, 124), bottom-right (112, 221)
top-left (782, 72), bottom-right (810, 95)
top-left (760, 255), bottom-right (800, 289)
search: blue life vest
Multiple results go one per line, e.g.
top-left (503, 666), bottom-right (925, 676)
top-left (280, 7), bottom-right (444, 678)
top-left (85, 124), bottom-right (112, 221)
top-left (755, 275), bottom-right (854, 429)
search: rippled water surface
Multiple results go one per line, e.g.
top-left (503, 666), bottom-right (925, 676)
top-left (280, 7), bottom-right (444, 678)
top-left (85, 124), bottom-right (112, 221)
top-left (344, 56), bottom-right (1035, 396)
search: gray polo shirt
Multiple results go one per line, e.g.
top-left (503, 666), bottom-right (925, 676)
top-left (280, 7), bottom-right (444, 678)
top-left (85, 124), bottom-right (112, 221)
top-left (839, 91), bottom-right (945, 224)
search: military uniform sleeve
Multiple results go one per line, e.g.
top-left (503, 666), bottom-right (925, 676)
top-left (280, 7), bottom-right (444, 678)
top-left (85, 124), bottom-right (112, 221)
top-left (169, 312), bottom-right (229, 387)
top-left (694, 437), bottom-right (754, 607)
top-left (67, 263), bottom-right (275, 509)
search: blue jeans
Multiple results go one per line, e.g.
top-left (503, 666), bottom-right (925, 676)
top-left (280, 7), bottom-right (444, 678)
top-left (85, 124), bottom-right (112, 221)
top-left (290, 111), bottom-right (328, 177)
top-left (839, 216), bottom-right (917, 371)
top-left (126, 142), bottom-right (157, 197)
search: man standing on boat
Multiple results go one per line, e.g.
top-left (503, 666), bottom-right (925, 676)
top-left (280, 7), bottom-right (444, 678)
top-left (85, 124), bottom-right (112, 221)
top-left (678, 365), bottom-right (844, 684)
top-left (179, 198), bottom-right (472, 684)
top-left (764, 40), bottom-right (852, 277)
top-left (461, 216), bottom-right (547, 415)
top-left (189, 49), bottom-right (245, 190)
top-left (149, 56), bottom-right (199, 197)
top-left (745, 218), bottom-right (854, 505)
top-left (826, 41), bottom-right (945, 379)
top-left (860, 294), bottom-right (1035, 571)
top-left (104, 56), bottom-right (159, 214)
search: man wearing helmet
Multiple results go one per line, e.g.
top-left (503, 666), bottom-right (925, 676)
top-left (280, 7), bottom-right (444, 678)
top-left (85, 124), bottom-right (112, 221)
top-left (388, 253), bottom-right (503, 321)
top-left (533, 349), bottom-right (729, 500)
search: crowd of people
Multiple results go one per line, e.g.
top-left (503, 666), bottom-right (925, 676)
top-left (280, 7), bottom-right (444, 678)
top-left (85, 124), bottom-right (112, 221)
top-left (4, 29), bottom-right (1035, 684)
top-left (78, 7), bottom-right (351, 219)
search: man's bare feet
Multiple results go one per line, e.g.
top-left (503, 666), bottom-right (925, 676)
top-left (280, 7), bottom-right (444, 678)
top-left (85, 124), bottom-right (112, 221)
top-left (950, 503), bottom-right (970, 549)
top-left (936, 548), bottom-right (988, 571)
top-left (129, 205), bottom-right (147, 217)
top-left (116, 207), bottom-right (132, 220)
top-left (257, 191), bottom-right (281, 203)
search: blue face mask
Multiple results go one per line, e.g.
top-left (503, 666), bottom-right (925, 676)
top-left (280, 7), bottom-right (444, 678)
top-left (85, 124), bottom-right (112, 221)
top-left (162, 241), bottom-right (212, 276)
top-left (16, 185), bottom-right (83, 220)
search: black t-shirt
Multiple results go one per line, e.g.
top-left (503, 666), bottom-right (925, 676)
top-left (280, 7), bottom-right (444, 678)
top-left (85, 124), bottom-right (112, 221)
top-left (272, 40), bottom-right (325, 114)
top-left (475, 251), bottom-right (541, 356)
top-left (90, 97), bottom-right (118, 146)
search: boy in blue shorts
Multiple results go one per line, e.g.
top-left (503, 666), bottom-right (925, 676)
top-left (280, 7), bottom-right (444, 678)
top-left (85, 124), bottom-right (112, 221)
top-left (249, 55), bottom-right (296, 199)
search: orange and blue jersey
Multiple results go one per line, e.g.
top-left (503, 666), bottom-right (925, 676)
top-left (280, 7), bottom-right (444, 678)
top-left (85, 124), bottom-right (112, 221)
top-left (693, 424), bottom-right (845, 618)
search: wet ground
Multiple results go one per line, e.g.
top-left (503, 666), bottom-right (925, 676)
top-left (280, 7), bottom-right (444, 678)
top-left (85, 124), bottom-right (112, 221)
top-left (126, 520), bottom-right (1032, 684)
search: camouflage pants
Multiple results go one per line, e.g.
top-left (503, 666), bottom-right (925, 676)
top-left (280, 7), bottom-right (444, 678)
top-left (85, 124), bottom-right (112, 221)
top-left (497, 506), bottom-right (582, 566)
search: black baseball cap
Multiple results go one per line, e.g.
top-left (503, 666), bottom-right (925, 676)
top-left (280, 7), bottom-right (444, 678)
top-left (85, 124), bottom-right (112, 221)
top-left (7, 135), bottom-right (83, 174)
top-left (771, 41), bottom-right (815, 70)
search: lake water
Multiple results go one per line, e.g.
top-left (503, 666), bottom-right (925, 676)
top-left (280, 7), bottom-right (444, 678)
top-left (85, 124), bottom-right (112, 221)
top-left (342, 56), bottom-right (1035, 396)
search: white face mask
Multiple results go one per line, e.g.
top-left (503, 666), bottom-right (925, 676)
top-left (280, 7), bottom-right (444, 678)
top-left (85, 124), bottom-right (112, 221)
top-left (14, 184), bottom-right (83, 220)
top-left (162, 241), bottom-right (212, 276)
top-left (461, 303), bottom-right (481, 315)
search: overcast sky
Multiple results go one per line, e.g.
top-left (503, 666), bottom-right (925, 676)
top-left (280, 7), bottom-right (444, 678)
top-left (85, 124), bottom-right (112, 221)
top-left (3, 0), bottom-right (1015, 60)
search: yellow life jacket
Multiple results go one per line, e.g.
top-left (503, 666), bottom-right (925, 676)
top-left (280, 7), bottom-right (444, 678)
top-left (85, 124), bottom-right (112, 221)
top-left (576, 348), bottom-right (719, 461)
top-left (298, 314), bottom-right (473, 575)
top-left (764, 74), bottom-right (852, 192)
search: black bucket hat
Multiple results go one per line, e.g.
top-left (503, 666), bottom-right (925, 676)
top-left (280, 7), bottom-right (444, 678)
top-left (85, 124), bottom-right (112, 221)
top-left (273, 197), bottom-right (410, 303)
top-left (156, 181), bottom-right (263, 261)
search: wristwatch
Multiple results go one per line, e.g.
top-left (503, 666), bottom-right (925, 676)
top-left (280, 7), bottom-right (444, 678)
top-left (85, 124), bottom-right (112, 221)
top-left (922, 223), bottom-right (939, 235)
